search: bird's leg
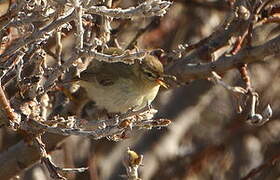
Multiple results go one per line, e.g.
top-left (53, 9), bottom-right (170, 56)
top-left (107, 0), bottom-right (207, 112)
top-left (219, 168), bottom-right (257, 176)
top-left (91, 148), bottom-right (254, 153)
top-left (147, 104), bottom-right (153, 111)
top-left (107, 112), bottom-right (121, 119)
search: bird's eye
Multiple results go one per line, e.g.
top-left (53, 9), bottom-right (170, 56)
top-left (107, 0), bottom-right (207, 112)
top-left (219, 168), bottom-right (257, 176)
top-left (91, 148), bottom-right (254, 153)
top-left (145, 71), bottom-right (157, 80)
top-left (142, 67), bottom-right (157, 79)
top-left (146, 72), bottom-right (154, 77)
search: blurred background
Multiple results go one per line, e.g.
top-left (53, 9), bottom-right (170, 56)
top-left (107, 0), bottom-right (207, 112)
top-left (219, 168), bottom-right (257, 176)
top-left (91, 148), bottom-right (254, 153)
top-left (1, 0), bottom-right (280, 179)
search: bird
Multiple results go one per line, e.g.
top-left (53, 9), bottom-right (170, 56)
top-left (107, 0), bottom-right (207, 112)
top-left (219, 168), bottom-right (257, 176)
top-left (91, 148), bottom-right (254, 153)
top-left (76, 47), bottom-right (168, 115)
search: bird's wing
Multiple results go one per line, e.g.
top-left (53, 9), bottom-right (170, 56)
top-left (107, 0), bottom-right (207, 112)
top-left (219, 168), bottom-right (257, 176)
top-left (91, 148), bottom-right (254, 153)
top-left (95, 72), bottom-right (116, 86)
top-left (79, 61), bottom-right (135, 87)
top-left (79, 63), bottom-right (118, 86)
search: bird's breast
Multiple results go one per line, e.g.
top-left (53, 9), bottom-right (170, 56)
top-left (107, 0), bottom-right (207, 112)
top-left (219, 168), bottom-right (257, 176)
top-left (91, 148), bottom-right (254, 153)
top-left (80, 78), bottom-right (160, 113)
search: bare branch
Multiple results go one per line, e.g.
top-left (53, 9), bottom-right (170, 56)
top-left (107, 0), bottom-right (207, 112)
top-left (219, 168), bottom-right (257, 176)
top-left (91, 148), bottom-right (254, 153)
top-left (21, 108), bottom-right (170, 140)
top-left (99, 0), bottom-right (113, 45)
top-left (0, 85), bottom-right (20, 127)
top-left (81, 48), bottom-right (146, 64)
top-left (0, 9), bottom-right (75, 59)
top-left (241, 153), bottom-right (280, 180)
top-left (72, 0), bottom-right (84, 50)
top-left (167, 34), bottom-right (280, 83)
top-left (86, 0), bottom-right (171, 19)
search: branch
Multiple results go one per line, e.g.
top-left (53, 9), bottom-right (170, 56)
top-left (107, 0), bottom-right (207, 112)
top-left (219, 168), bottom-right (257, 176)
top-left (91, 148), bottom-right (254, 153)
top-left (34, 136), bottom-right (88, 179)
top-left (0, 85), bottom-right (20, 127)
top-left (72, 0), bottom-right (84, 50)
top-left (0, 108), bottom-right (170, 179)
top-left (167, 34), bottom-right (280, 83)
top-left (0, 9), bottom-right (75, 59)
top-left (86, 0), bottom-right (171, 19)
top-left (0, 134), bottom-right (67, 180)
top-left (21, 108), bottom-right (170, 140)
top-left (81, 49), bottom-right (146, 64)
top-left (98, 0), bottom-right (113, 44)
top-left (179, 4), bottom-right (252, 63)
top-left (241, 153), bottom-right (280, 180)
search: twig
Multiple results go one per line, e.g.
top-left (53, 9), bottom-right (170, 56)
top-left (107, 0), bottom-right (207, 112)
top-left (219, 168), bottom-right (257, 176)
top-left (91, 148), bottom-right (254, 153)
top-left (0, 51), bottom-right (25, 81)
top-left (0, 1), bottom-right (26, 31)
top-left (54, 7), bottom-right (65, 66)
top-left (38, 53), bottom-right (80, 98)
top-left (177, 3), bottom-right (253, 63)
top-left (86, 0), bottom-right (171, 19)
top-left (99, 0), bottom-right (113, 45)
top-left (122, 148), bottom-right (143, 180)
top-left (56, 167), bottom-right (88, 173)
top-left (210, 71), bottom-right (272, 121)
top-left (210, 71), bottom-right (247, 113)
top-left (55, 31), bottom-right (62, 65)
top-left (34, 136), bottom-right (88, 179)
top-left (0, 133), bottom-right (67, 180)
top-left (258, 15), bottom-right (280, 24)
top-left (238, 64), bottom-right (252, 91)
top-left (22, 107), bottom-right (170, 140)
top-left (210, 71), bottom-right (247, 95)
top-left (34, 136), bottom-right (66, 179)
top-left (241, 153), bottom-right (280, 180)
top-left (246, 92), bottom-right (272, 126)
top-left (0, 9), bottom-right (75, 59)
top-left (167, 34), bottom-right (280, 83)
top-left (72, 0), bottom-right (84, 50)
top-left (0, 84), bottom-right (20, 128)
top-left (25, 118), bottom-right (123, 140)
top-left (81, 48), bottom-right (146, 64)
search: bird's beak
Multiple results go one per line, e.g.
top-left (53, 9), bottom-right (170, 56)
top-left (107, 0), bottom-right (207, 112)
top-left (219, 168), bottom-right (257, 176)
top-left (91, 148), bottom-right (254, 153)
top-left (156, 78), bottom-right (169, 89)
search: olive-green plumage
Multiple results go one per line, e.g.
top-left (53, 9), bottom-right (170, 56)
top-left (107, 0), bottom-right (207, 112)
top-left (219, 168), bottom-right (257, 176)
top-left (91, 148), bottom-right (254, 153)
top-left (78, 48), bottom-right (165, 113)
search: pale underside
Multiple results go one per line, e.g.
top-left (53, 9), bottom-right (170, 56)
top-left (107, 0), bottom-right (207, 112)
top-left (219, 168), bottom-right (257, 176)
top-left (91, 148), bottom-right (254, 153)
top-left (80, 78), bottom-right (160, 113)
